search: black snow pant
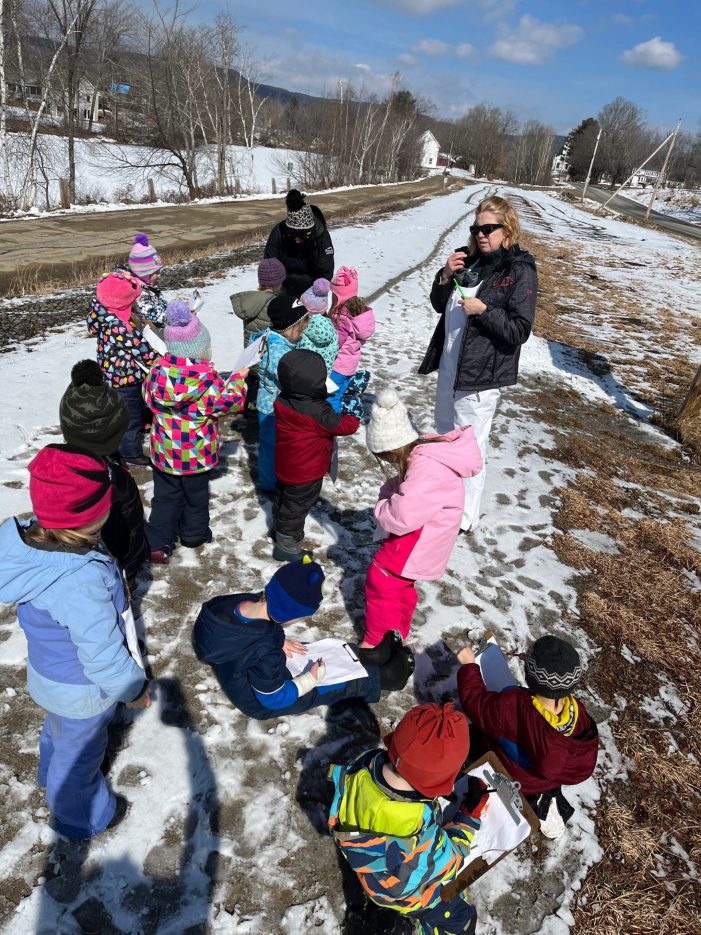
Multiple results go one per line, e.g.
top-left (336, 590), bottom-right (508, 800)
top-left (273, 478), bottom-right (323, 544)
top-left (146, 466), bottom-right (213, 552)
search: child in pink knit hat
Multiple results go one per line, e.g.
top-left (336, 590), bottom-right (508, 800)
top-left (328, 267), bottom-right (376, 418)
top-left (125, 233), bottom-right (167, 329)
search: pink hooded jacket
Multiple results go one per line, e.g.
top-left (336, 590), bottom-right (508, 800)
top-left (333, 306), bottom-right (376, 376)
top-left (373, 426), bottom-right (483, 580)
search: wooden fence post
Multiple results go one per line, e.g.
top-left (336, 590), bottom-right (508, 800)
top-left (59, 178), bottom-right (70, 209)
top-left (271, 178), bottom-right (277, 194)
top-left (147, 178), bottom-right (156, 203)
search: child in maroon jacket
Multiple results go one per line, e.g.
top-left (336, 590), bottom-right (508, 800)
top-left (272, 349), bottom-right (359, 562)
top-left (456, 635), bottom-right (599, 838)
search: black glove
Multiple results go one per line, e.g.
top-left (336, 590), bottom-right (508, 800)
top-left (462, 777), bottom-right (489, 817)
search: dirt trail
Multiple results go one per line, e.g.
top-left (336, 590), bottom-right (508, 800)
top-left (0, 176), bottom-right (462, 293)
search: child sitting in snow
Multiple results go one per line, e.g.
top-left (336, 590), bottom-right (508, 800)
top-left (192, 558), bottom-right (414, 720)
top-left (297, 278), bottom-right (338, 373)
top-left (328, 266), bottom-right (376, 418)
top-left (59, 360), bottom-right (148, 589)
top-left (456, 635), bottom-right (599, 837)
top-left (328, 702), bottom-right (487, 935)
top-left (272, 349), bottom-right (359, 562)
top-left (126, 232), bottom-right (168, 327)
top-left (359, 388), bottom-right (483, 653)
top-left (141, 300), bottom-right (247, 562)
top-left (87, 269), bottom-right (158, 466)
top-left (256, 295), bottom-right (309, 492)
top-left (0, 445), bottom-right (150, 840)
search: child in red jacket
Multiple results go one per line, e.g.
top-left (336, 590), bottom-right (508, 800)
top-left (272, 349), bottom-right (359, 562)
top-left (456, 635), bottom-right (599, 838)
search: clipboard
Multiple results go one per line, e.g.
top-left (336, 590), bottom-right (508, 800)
top-left (440, 751), bottom-right (539, 900)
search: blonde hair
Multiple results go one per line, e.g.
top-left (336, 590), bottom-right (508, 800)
top-left (25, 524), bottom-right (100, 549)
top-left (468, 195), bottom-right (520, 254)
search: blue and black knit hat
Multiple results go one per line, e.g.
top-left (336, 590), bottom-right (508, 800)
top-left (265, 557), bottom-right (325, 623)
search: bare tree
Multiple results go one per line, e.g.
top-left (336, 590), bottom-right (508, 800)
top-left (231, 45), bottom-right (268, 190)
top-left (595, 97), bottom-right (647, 186)
top-left (453, 104), bottom-right (517, 178)
top-left (508, 120), bottom-right (556, 185)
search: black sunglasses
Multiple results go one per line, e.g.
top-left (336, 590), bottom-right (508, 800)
top-left (470, 223), bottom-right (503, 236)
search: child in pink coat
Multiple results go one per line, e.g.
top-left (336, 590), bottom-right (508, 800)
top-left (328, 266), bottom-right (376, 417)
top-left (359, 388), bottom-right (483, 651)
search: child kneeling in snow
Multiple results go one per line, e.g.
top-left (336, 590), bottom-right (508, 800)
top-left (328, 702), bottom-right (487, 935)
top-left (272, 349), bottom-right (359, 562)
top-left (0, 446), bottom-right (150, 839)
top-left (359, 388), bottom-right (483, 652)
top-left (192, 558), bottom-right (414, 720)
top-left (456, 635), bottom-right (599, 837)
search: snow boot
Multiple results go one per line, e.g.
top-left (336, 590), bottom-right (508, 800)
top-left (355, 631), bottom-right (401, 668)
top-left (378, 644), bottom-right (415, 691)
top-left (272, 533), bottom-right (312, 563)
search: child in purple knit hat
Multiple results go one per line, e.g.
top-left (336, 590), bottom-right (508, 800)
top-left (126, 233), bottom-right (167, 328)
top-left (164, 300), bottom-right (212, 361)
top-left (297, 278), bottom-right (338, 374)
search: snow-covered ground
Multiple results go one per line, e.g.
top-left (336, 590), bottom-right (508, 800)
top-left (0, 184), bottom-right (699, 934)
top-left (617, 185), bottom-right (701, 225)
top-left (5, 133), bottom-right (304, 210)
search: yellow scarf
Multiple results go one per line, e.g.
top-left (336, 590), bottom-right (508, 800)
top-left (532, 695), bottom-right (579, 736)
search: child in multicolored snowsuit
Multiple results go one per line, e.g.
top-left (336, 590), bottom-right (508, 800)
top-left (360, 388), bottom-right (483, 651)
top-left (141, 300), bottom-right (247, 562)
top-left (192, 558), bottom-right (413, 720)
top-left (272, 349), bottom-right (359, 562)
top-left (127, 232), bottom-right (168, 327)
top-left (256, 294), bottom-right (309, 492)
top-left (87, 269), bottom-right (158, 466)
top-left (0, 445), bottom-right (150, 840)
top-left (329, 702), bottom-right (487, 935)
top-left (328, 266), bottom-right (376, 418)
top-left (59, 360), bottom-right (149, 589)
top-left (230, 257), bottom-right (287, 413)
top-left (457, 635), bottom-right (599, 838)
top-left (297, 278), bottom-right (338, 373)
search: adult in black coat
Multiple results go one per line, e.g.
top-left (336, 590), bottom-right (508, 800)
top-left (418, 194), bottom-right (537, 533)
top-left (59, 360), bottom-right (149, 589)
top-left (264, 189), bottom-right (335, 298)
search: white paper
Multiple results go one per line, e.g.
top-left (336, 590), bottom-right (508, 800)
top-left (232, 333), bottom-right (266, 373)
top-left (285, 638), bottom-right (368, 686)
top-left (477, 638), bottom-right (517, 692)
top-left (143, 325), bottom-right (167, 356)
top-left (326, 376), bottom-right (339, 393)
top-left (444, 763), bottom-right (531, 868)
top-left (121, 605), bottom-right (145, 670)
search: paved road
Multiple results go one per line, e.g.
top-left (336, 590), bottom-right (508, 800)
top-left (0, 176), bottom-right (460, 292)
top-left (571, 182), bottom-right (701, 241)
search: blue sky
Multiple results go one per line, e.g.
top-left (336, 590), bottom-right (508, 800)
top-left (192, 0), bottom-right (699, 135)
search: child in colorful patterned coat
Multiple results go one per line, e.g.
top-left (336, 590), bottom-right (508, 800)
top-left (329, 703), bottom-right (487, 935)
top-left (87, 269), bottom-right (158, 466)
top-left (142, 300), bottom-right (247, 562)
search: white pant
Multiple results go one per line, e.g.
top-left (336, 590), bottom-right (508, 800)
top-left (434, 386), bottom-right (501, 531)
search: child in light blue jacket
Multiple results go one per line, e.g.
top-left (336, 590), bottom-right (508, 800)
top-left (0, 445), bottom-right (150, 839)
top-left (256, 294), bottom-right (308, 492)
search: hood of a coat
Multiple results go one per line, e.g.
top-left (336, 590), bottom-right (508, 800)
top-left (145, 356), bottom-right (217, 413)
top-left (412, 426), bottom-right (482, 479)
top-left (230, 291), bottom-right (272, 319)
top-left (278, 349), bottom-right (328, 401)
top-left (192, 594), bottom-right (281, 666)
top-left (0, 517), bottom-right (103, 606)
top-left (341, 308), bottom-right (376, 341)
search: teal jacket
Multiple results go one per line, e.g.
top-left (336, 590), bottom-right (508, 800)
top-left (256, 329), bottom-right (294, 415)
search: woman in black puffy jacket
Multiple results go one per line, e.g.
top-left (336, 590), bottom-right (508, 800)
top-left (264, 189), bottom-right (335, 298)
top-left (419, 194), bottom-right (537, 533)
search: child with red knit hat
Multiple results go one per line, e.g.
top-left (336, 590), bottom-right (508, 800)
top-left (87, 269), bottom-right (158, 466)
top-left (0, 445), bottom-right (151, 840)
top-left (329, 702), bottom-right (487, 935)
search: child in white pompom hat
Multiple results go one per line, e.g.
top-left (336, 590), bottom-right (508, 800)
top-left (359, 387), bottom-right (483, 654)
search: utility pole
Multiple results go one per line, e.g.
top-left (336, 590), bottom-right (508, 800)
top-left (601, 129), bottom-right (676, 211)
top-left (581, 127), bottom-right (602, 202)
top-left (644, 119), bottom-right (681, 224)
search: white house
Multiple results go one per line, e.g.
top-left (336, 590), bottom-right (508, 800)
top-left (419, 130), bottom-right (440, 169)
top-left (551, 141), bottom-right (571, 182)
top-left (629, 168), bottom-right (659, 188)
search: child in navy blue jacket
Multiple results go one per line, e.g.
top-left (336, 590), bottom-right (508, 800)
top-left (192, 558), bottom-right (414, 720)
top-left (0, 445), bottom-right (150, 839)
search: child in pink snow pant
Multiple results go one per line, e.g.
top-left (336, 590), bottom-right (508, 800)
top-left (361, 388), bottom-right (483, 648)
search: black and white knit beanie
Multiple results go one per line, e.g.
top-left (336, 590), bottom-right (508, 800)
top-left (285, 189), bottom-right (315, 232)
top-left (59, 360), bottom-right (129, 456)
top-left (525, 636), bottom-right (583, 700)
